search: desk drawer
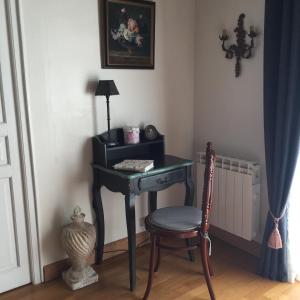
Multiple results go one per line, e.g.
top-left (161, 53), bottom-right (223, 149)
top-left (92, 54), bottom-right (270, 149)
top-left (139, 168), bottom-right (185, 191)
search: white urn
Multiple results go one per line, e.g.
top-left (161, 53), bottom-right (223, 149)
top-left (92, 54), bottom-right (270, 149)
top-left (61, 206), bottom-right (98, 290)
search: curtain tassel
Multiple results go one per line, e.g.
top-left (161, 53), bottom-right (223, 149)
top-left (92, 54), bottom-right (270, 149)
top-left (267, 218), bottom-right (283, 249)
top-left (200, 232), bottom-right (212, 256)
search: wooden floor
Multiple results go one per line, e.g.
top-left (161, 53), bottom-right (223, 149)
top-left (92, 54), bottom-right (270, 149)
top-left (1, 239), bottom-right (300, 300)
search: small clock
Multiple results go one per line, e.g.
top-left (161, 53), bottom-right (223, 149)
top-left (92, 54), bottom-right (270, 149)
top-left (144, 125), bottom-right (158, 141)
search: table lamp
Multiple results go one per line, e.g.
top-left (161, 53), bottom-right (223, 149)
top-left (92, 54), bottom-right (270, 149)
top-left (95, 80), bottom-right (119, 146)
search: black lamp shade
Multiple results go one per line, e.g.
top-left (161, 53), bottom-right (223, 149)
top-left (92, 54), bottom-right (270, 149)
top-left (95, 80), bottom-right (119, 96)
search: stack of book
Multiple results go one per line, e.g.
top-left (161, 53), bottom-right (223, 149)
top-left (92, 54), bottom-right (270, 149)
top-left (113, 159), bottom-right (154, 172)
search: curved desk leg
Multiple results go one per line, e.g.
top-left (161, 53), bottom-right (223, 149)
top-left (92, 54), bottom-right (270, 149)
top-left (184, 165), bottom-right (195, 207)
top-left (148, 191), bottom-right (157, 213)
top-left (125, 193), bottom-right (136, 291)
top-left (92, 184), bottom-right (105, 265)
top-left (185, 165), bottom-right (195, 262)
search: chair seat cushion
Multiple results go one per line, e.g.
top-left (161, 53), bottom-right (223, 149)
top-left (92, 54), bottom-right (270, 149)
top-left (149, 206), bottom-right (202, 231)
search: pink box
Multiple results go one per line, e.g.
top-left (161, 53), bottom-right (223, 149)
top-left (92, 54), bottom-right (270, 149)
top-left (123, 127), bottom-right (140, 144)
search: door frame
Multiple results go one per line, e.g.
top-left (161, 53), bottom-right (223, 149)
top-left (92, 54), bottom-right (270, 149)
top-left (4, 0), bottom-right (42, 284)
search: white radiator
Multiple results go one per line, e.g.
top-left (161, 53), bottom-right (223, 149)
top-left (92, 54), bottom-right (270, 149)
top-left (197, 152), bottom-right (260, 241)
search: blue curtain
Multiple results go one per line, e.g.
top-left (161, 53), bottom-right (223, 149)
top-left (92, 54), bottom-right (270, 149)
top-left (259, 0), bottom-right (300, 281)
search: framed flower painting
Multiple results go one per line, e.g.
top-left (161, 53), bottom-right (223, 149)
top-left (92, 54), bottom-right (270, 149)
top-left (100, 0), bottom-right (155, 69)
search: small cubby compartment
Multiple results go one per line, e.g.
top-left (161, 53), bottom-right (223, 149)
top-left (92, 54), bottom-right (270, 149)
top-left (92, 128), bottom-right (165, 168)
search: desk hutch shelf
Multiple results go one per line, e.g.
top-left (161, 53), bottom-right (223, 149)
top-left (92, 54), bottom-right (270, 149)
top-left (92, 128), bottom-right (165, 168)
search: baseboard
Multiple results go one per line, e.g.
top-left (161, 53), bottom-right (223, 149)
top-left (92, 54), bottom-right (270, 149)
top-left (43, 231), bottom-right (149, 282)
top-left (209, 225), bottom-right (261, 258)
top-left (43, 227), bottom-right (260, 282)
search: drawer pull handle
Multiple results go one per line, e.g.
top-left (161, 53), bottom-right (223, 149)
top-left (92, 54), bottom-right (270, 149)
top-left (157, 178), bottom-right (168, 184)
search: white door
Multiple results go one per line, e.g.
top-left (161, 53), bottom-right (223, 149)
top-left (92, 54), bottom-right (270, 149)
top-left (0, 0), bottom-right (31, 293)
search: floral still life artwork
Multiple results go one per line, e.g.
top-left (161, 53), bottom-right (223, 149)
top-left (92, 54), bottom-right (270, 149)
top-left (100, 0), bottom-right (155, 69)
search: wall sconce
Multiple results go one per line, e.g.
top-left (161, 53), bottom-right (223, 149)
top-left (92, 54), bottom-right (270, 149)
top-left (219, 13), bottom-right (257, 77)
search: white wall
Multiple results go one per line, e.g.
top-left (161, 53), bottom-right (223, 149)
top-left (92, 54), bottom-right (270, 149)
top-left (21, 0), bottom-right (267, 270)
top-left (194, 0), bottom-right (267, 241)
top-left (21, 0), bottom-right (196, 267)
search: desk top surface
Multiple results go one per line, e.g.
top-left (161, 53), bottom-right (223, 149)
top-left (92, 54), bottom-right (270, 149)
top-left (92, 155), bottom-right (193, 179)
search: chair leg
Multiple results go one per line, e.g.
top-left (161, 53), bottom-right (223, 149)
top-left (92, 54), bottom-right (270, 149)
top-left (205, 241), bottom-right (214, 276)
top-left (143, 233), bottom-right (157, 300)
top-left (207, 257), bottom-right (215, 277)
top-left (208, 254), bottom-right (214, 277)
top-left (185, 239), bottom-right (195, 262)
top-left (200, 238), bottom-right (216, 300)
top-left (154, 237), bottom-right (160, 273)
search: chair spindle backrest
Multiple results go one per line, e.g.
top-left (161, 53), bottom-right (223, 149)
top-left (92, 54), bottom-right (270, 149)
top-left (201, 142), bottom-right (216, 234)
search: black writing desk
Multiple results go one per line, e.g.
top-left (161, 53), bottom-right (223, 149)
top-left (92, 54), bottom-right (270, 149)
top-left (92, 154), bottom-right (194, 291)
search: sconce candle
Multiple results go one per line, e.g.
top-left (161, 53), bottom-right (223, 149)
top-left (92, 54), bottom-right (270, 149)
top-left (221, 29), bottom-right (228, 39)
top-left (219, 13), bottom-right (257, 77)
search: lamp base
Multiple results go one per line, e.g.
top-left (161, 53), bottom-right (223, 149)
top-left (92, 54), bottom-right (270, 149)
top-left (105, 128), bottom-right (118, 147)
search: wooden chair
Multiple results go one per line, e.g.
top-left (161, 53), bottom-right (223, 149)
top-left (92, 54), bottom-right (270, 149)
top-left (142, 142), bottom-right (216, 300)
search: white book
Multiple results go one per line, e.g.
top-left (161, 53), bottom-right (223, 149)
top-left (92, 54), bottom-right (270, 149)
top-left (113, 160), bottom-right (154, 172)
